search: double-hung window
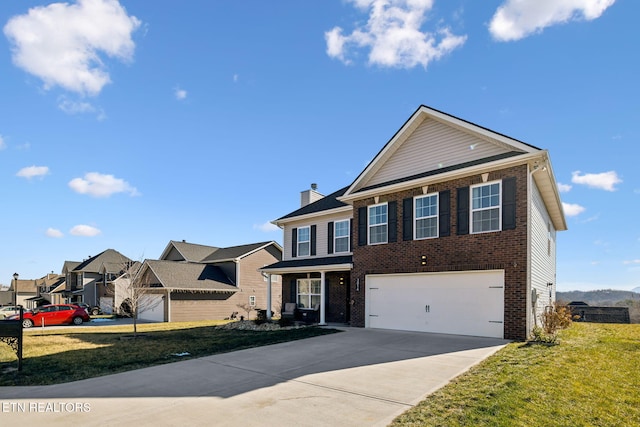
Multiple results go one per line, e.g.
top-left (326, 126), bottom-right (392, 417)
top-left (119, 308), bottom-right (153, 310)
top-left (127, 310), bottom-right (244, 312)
top-left (415, 194), bottom-right (438, 239)
top-left (334, 220), bottom-right (350, 253)
top-left (368, 203), bottom-right (387, 244)
top-left (471, 182), bottom-right (501, 233)
top-left (297, 278), bottom-right (321, 309)
top-left (297, 226), bottom-right (310, 256)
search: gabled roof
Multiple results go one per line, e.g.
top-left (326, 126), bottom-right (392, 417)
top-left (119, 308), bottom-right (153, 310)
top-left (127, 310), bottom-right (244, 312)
top-left (71, 249), bottom-right (132, 274)
top-left (160, 241), bottom-right (219, 263)
top-left (201, 241), bottom-right (281, 262)
top-left (143, 260), bottom-right (237, 293)
top-left (62, 261), bottom-right (81, 274)
top-left (160, 240), bottom-right (282, 263)
top-left (344, 105), bottom-right (540, 196)
top-left (275, 186), bottom-right (351, 224)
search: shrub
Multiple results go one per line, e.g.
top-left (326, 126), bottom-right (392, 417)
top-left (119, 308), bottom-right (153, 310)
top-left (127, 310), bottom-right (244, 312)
top-left (532, 302), bottom-right (574, 343)
top-left (278, 317), bottom-right (294, 328)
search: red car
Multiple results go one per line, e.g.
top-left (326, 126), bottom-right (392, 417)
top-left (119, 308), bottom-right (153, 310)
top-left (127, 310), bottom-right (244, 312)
top-left (7, 304), bottom-right (90, 328)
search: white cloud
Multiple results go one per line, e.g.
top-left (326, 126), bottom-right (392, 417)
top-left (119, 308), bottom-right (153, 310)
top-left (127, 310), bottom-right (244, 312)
top-left (563, 202), bottom-right (585, 217)
top-left (69, 172), bottom-right (139, 197)
top-left (3, 0), bottom-right (141, 96)
top-left (254, 222), bottom-right (280, 233)
top-left (0, 135), bottom-right (5, 150)
top-left (46, 228), bottom-right (64, 238)
top-left (490, 0), bottom-right (616, 42)
top-left (557, 182), bottom-right (572, 192)
top-left (325, 0), bottom-right (466, 69)
top-left (70, 224), bottom-right (101, 237)
top-left (233, 74), bottom-right (239, 83)
top-left (571, 170), bottom-right (622, 191)
top-left (174, 87), bottom-right (187, 100)
top-left (623, 259), bottom-right (640, 265)
top-left (16, 165), bottom-right (49, 179)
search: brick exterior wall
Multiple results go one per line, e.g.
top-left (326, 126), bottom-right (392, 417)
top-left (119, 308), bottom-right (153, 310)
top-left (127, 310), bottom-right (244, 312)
top-left (351, 164), bottom-right (530, 340)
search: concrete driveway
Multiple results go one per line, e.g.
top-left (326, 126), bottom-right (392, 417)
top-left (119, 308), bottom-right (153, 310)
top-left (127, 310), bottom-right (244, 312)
top-left (0, 327), bottom-right (508, 426)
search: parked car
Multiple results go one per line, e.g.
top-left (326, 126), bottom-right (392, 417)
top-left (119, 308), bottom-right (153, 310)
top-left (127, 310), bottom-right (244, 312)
top-left (75, 302), bottom-right (102, 316)
top-left (6, 304), bottom-right (90, 328)
top-left (0, 305), bottom-right (22, 319)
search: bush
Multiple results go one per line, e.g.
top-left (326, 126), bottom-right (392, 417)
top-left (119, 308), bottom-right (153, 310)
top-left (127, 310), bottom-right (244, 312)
top-left (278, 317), bottom-right (294, 328)
top-left (532, 302), bottom-right (574, 343)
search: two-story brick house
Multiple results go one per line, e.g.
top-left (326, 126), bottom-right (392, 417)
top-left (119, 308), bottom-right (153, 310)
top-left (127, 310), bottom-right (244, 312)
top-left (262, 105), bottom-right (567, 340)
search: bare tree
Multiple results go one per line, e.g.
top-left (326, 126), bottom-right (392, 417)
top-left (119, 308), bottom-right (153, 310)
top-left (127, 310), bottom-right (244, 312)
top-left (114, 260), bottom-right (162, 337)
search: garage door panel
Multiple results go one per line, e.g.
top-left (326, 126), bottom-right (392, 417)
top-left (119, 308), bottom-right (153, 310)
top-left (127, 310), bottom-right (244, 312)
top-left (366, 271), bottom-right (504, 338)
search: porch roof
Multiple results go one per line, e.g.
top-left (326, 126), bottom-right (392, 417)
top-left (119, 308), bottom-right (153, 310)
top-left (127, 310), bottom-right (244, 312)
top-left (260, 255), bottom-right (352, 274)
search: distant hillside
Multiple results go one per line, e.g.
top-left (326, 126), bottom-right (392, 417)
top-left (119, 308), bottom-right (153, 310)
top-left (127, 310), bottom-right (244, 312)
top-left (558, 289), bottom-right (640, 305)
top-left (633, 287), bottom-right (640, 294)
top-left (557, 289), bottom-right (640, 323)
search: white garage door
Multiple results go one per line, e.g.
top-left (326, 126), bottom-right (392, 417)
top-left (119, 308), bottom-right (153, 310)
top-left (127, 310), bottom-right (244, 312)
top-left (366, 270), bottom-right (504, 338)
top-left (138, 295), bottom-right (165, 322)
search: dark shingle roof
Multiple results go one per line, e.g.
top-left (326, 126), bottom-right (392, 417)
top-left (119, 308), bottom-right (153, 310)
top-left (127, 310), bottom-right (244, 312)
top-left (277, 186), bottom-right (350, 221)
top-left (201, 241), bottom-right (273, 262)
top-left (145, 260), bottom-right (237, 292)
top-left (72, 249), bottom-right (132, 274)
top-left (262, 255), bottom-right (352, 270)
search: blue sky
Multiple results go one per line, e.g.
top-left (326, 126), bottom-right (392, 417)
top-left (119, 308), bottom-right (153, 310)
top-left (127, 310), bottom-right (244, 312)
top-left (0, 0), bottom-right (637, 292)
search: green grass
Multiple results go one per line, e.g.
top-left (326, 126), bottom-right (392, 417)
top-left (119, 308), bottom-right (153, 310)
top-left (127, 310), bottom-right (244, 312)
top-left (0, 320), bottom-right (338, 386)
top-left (391, 323), bottom-right (640, 426)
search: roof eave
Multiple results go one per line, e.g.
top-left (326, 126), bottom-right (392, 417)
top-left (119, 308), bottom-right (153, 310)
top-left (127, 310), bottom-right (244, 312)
top-left (273, 205), bottom-right (353, 226)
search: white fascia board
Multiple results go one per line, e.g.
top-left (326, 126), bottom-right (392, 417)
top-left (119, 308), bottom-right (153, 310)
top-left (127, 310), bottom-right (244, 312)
top-left (273, 205), bottom-right (353, 227)
top-left (339, 151), bottom-right (545, 203)
top-left (259, 263), bottom-right (353, 275)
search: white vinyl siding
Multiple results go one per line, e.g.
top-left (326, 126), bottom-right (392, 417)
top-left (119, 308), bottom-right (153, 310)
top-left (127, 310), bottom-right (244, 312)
top-left (530, 180), bottom-right (557, 323)
top-left (282, 211), bottom-right (353, 260)
top-left (365, 118), bottom-right (512, 188)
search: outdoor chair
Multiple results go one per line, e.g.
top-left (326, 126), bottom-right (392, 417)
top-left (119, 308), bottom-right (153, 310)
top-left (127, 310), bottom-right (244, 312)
top-left (281, 303), bottom-right (297, 320)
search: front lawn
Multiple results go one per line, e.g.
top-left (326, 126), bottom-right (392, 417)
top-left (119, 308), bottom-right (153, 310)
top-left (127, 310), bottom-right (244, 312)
top-left (0, 320), bottom-right (338, 386)
top-left (392, 322), bottom-right (640, 426)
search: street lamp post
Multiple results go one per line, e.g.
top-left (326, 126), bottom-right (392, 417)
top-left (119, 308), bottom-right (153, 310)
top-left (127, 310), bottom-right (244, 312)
top-left (13, 272), bottom-right (19, 307)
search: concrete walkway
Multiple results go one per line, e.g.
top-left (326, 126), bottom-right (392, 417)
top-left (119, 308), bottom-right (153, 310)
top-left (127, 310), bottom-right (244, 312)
top-left (0, 327), bottom-right (508, 426)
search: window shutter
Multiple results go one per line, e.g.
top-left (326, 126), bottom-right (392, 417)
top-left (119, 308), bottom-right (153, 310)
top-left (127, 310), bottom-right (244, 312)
top-left (439, 190), bottom-right (451, 237)
top-left (403, 198), bottom-right (413, 241)
top-left (327, 221), bottom-right (334, 254)
top-left (502, 177), bottom-right (517, 230)
top-left (388, 201), bottom-right (397, 243)
top-left (457, 187), bottom-right (470, 235)
top-left (310, 225), bottom-right (317, 256)
top-left (358, 207), bottom-right (367, 246)
top-left (291, 228), bottom-right (297, 258)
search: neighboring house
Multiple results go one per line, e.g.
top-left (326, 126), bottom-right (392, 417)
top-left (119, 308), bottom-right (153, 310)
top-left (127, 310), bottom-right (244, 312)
top-left (62, 249), bottom-right (132, 309)
top-left (133, 240), bottom-right (283, 322)
top-left (7, 278), bottom-right (38, 308)
top-left (32, 274), bottom-right (65, 306)
top-left (261, 105), bottom-right (567, 340)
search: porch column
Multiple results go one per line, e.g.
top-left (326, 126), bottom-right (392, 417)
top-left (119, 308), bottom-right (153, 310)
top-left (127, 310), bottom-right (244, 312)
top-left (266, 274), bottom-right (272, 320)
top-left (319, 271), bottom-right (326, 325)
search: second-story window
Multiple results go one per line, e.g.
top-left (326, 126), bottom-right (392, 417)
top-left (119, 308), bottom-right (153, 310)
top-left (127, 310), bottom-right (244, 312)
top-left (334, 220), bottom-right (350, 253)
top-left (368, 203), bottom-right (388, 244)
top-left (297, 226), bottom-right (310, 256)
top-left (471, 182), bottom-right (501, 233)
top-left (415, 194), bottom-right (438, 239)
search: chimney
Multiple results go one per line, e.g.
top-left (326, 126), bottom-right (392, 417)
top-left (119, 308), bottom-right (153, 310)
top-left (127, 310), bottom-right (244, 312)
top-left (300, 183), bottom-right (324, 207)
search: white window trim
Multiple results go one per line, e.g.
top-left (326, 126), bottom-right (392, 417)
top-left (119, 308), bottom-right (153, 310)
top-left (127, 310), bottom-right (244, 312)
top-left (296, 278), bottom-right (321, 309)
top-left (297, 226), bottom-right (311, 257)
top-left (249, 295), bottom-right (256, 307)
top-left (368, 203), bottom-right (388, 245)
top-left (414, 193), bottom-right (439, 240)
top-left (470, 180), bottom-right (502, 234)
top-left (334, 219), bottom-right (351, 253)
